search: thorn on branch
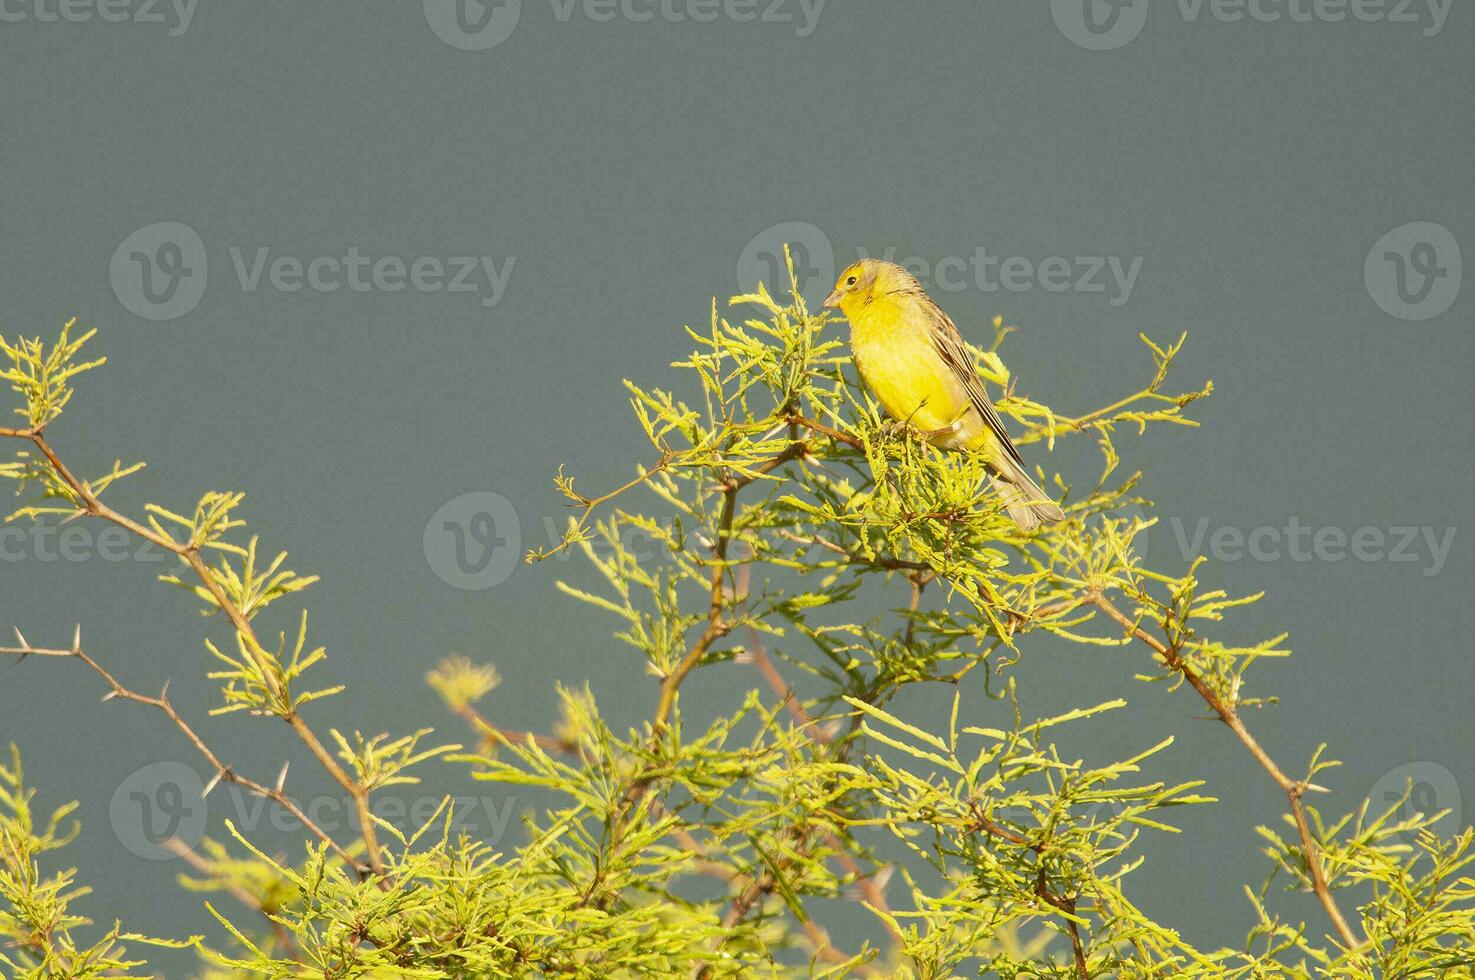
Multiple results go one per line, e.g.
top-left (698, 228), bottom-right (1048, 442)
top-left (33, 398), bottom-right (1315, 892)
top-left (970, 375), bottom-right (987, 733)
top-left (202, 767), bottom-right (231, 798)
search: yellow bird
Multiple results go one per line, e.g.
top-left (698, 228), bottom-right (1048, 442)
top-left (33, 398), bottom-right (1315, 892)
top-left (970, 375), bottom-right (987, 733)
top-left (824, 259), bottom-right (1065, 531)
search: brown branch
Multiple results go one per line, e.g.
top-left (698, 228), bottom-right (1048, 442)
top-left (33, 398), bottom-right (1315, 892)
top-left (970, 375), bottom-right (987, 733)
top-left (531, 453), bottom-right (676, 561)
top-left (969, 808), bottom-right (1089, 979)
top-left (786, 413), bottom-right (864, 451)
top-left (12, 429), bottom-right (386, 876)
top-left (693, 581), bottom-right (901, 977)
top-left (165, 839), bottom-right (305, 962)
top-left (1055, 893), bottom-right (1088, 980)
top-left (903, 574), bottom-right (928, 650)
top-left (443, 702), bottom-right (751, 897)
top-left (780, 530), bottom-right (933, 574)
top-left (1088, 591), bottom-right (1362, 952)
top-left (587, 482), bottom-right (742, 907)
top-left (725, 442), bottom-right (811, 493)
top-left (3, 629), bottom-right (365, 873)
top-left (743, 642), bottom-right (899, 942)
top-left (722, 831), bottom-right (809, 931)
top-left (652, 484), bottom-right (737, 733)
top-left (696, 826), bottom-right (875, 979)
top-left (452, 702), bottom-right (576, 756)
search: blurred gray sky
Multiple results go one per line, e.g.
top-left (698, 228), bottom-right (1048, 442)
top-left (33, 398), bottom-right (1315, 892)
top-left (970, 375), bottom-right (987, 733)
top-left (1, 2), bottom-right (1471, 973)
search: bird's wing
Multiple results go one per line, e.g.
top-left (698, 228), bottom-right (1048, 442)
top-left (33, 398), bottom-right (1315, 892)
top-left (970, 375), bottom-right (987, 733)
top-left (921, 296), bottom-right (1027, 469)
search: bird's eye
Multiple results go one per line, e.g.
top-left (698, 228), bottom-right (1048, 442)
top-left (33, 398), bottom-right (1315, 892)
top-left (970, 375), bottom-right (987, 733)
top-left (846, 276), bottom-right (857, 286)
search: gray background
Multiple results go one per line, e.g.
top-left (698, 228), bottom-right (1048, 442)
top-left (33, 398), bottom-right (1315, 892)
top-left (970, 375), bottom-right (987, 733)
top-left (1, 1), bottom-right (1471, 974)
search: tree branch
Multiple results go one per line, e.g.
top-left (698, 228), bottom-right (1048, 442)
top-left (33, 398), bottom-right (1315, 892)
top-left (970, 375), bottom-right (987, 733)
top-left (970, 808), bottom-right (1089, 979)
top-left (165, 839), bottom-right (305, 963)
top-left (9, 429), bottom-right (386, 876)
top-left (786, 413), bottom-right (864, 451)
top-left (3, 628), bottom-right (365, 873)
top-left (652, 483), bottom-right (738, 733)
top-left (1089, 590), bottom-right (1362, 952)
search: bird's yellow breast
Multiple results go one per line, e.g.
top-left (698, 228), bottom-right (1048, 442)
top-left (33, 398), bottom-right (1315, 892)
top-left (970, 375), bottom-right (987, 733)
top-left (847, 296), bottom-right (973, 440)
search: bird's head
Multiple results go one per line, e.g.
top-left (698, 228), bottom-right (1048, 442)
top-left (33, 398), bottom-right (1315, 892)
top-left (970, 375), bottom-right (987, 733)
top-left (823, 259), bottom-right (915, 317)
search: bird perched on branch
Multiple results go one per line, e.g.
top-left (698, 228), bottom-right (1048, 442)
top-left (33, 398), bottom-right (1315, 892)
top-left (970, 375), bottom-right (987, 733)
top-left (824, 258), bottom-right (1065, 531)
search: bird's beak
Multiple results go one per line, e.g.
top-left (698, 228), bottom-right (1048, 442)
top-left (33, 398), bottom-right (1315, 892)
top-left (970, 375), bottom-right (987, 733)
top-left (822, 289), bottom-right (842, 309)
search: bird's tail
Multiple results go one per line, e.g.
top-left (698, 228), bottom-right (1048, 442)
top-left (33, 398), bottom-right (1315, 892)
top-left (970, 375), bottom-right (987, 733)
top-left (991, 456), bottom-right (1066, 532)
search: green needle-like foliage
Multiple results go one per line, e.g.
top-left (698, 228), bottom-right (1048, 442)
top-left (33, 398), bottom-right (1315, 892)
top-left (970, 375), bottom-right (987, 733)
top-left (1, 255), bottom-right (1471, 978)
top-left (0, 746), bottom-right (197, 977)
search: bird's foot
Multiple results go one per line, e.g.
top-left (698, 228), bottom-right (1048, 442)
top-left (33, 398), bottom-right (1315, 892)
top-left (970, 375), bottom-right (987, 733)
top-left (876, 418), bottom-right (917, 443)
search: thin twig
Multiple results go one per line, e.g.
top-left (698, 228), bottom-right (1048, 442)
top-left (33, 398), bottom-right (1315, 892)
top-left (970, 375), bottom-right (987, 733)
top-left (452, 702), bottom-right (576, 756)
top-left (165, 839), bottom-right (305, 962)
top-left (787, 413), bottom-right (865, 451)
top-left (652, 483), bottom-right (738, 732)
top-left (969, 807), bottom-right (1089, 979)
top-left (444, 700), bottom-right (751, 894)
top-left (780, 530), bottom-right (933, 573)
top-left (1089, 591), bottom-right (1362, 952)
top-left (8, 429), bottom-right (387, 877)
top-left (3, 629), bottom-right (365, 873)
top-left (742, 641), bottom-right (899, 944)
top-left (726, 442), bottom-right (812, 493)
top-left (534, 453), bottom-right (676, 560)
